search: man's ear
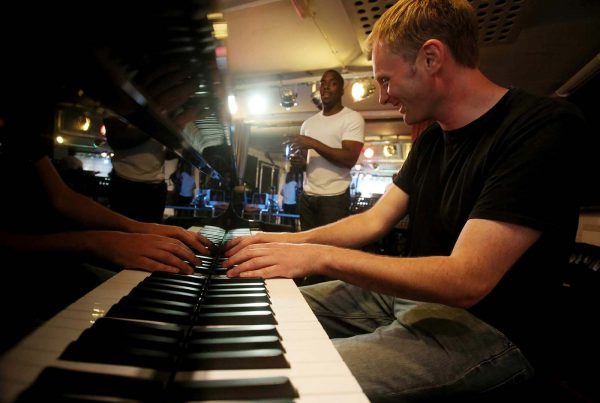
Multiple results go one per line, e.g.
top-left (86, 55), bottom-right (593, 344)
top-left (421, 39), bottom-right (444, 74)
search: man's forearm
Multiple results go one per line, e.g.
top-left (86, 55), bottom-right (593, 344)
top-left (308, 138), bottom-right (362, 169)
top-left (54, 187), bottom-right (140, 232)
top-left (299, 210), bottom-right (384, 248)
top-left (0, 230), bottom-right (98, 255)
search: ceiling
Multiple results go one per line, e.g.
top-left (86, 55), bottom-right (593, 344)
top-left (216, 0), bottom-right (600, 158)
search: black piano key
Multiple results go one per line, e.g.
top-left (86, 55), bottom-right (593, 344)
top-left (107, 303), bottom-right (192, 324)
top-left (209, 278), bottom-right (265, 285)
top-left (180, 348), bottom-right (289, 370)
top-left (169, 376), bottom-right (298, 401)
top-left (129, 286), bottom-right (200, 303)
top-left (191, 324), bottom-right (281, 339)
top-left (150, 271), bottom-right (207, 284)
top-left (206, 286), bottom-right (267, 293)
top-left (69, 327), bottom-right (182, 353)
top-left (142, 276), bottom-right (207, 289)
top-left (208, 282), bottom-right (265, 288)
top-left (117, 295), bottom-right (196, 314)
top-left (194, 310), bottom-right (277, 326)
top-left (200, 302), bottom-right (272, 313)
top-left (61, 341), bottom-right (177, 370)
top-left (90, 317), bottom-right (185, 338)
top-left (187, 335), bottom-right (285, 352)
top-left (17, 367), bottom-right (166, 402)
top-left (203, 292), bottom-right (270, 304)
top-left (139, 279), bottom-right (204, 294)
top-left (194, 267), bottom-right (229, 275)
top-left (195, 261), bottom-right (213, 269)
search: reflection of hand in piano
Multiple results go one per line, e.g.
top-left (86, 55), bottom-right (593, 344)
top-left (131, 221), bottom-right (215, 257)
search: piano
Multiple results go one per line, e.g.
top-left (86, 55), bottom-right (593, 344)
top-left (0, 2), bottom-right (367, 401)
top-left (0, 226), bottom-right (368, 402)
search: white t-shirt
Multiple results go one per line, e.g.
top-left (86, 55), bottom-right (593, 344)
top-left (112, 138), bottom-right (166, 183)
top-left (300, 107), bottom-right (364, 196)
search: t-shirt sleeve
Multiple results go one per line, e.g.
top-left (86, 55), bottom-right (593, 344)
top-left (394, 126), bottom-right (433, 195)
top-left (299, 120), bottom-right (307, 136)
top-left (341, 111), bottom-right (365, 143)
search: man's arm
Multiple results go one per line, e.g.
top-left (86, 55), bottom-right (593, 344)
top-left (225, 213), bottom-right (541, 308)
top-left (226, 185), bottom-right (408, 255)
top-left (294, 135), bottom-right (363, 169)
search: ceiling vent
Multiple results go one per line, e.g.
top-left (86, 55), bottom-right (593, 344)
top-left (470, 0), bottom-right (526, 45)
top-left (343, 0), bottom-right (527, 57)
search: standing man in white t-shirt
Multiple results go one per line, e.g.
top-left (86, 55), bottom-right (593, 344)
top-left (288, 69), bottom-right (365, 283)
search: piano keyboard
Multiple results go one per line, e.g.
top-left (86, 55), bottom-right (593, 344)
top-left (0, 226), bottom-right (368, 402)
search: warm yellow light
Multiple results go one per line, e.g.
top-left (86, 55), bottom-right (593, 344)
top-left (56, 136), bottom-right (64, 144)
top-left (207, 13), bottom-right (224, 20)
top-left (383, 144), bottom-right (396, 157)
top-left (352, 79), bottom-right (376, 102)
top-left (352, 82), bottom-right (366, 102)
top-left (212, 22), bottom-right (228, 39)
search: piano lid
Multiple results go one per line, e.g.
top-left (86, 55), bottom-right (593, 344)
top-left (2, 0), bottom-right (235, 185)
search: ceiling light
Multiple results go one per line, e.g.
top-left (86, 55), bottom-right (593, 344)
top-left (280, 88), bottom-right (298, 110)
top-left (363, 147), bottom-right (374, 158)
top-left (383, 144), bottom-right (396, 157)
top-left (248, 94), bottom-right (267, 115)
top-left (351, 79), bottom-right (376, 102)
top-left (212, 22), bottom-right (228, 40)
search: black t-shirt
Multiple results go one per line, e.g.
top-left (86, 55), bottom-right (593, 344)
top-left (394, 88), bottom-right (588, 360)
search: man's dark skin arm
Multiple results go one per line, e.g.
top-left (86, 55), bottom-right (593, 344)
top-left (287, 135), bottom-right (363, 169)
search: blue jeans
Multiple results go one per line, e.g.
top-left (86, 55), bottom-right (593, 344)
top-left (301, 281), bottom-right (534, 402)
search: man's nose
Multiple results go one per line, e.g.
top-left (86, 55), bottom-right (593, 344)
top-left (378, 89), bottom-right (389, 105)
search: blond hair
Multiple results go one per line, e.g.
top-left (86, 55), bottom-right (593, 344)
top-left (366, 0), bottom-right (479, 67)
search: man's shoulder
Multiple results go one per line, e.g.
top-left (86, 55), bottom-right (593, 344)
top-left (304, 111), bottom-right (323, 123)
top-left (507, 88), bottom-right (583, 118)
top-left (340, 106), bottom-right (364, 120)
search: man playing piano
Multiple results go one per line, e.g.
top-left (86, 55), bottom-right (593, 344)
top-left (223, 0), bottom-right (590, 401)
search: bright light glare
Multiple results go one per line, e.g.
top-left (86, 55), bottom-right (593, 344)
top-left (352, 82), bottom-right (366, 102)
top-left (363, 147), bottom-right (374, 158)
top-left (248, 94), bottom-right (267, 115)
top-left (228, 95), bottom-right (238, 115)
